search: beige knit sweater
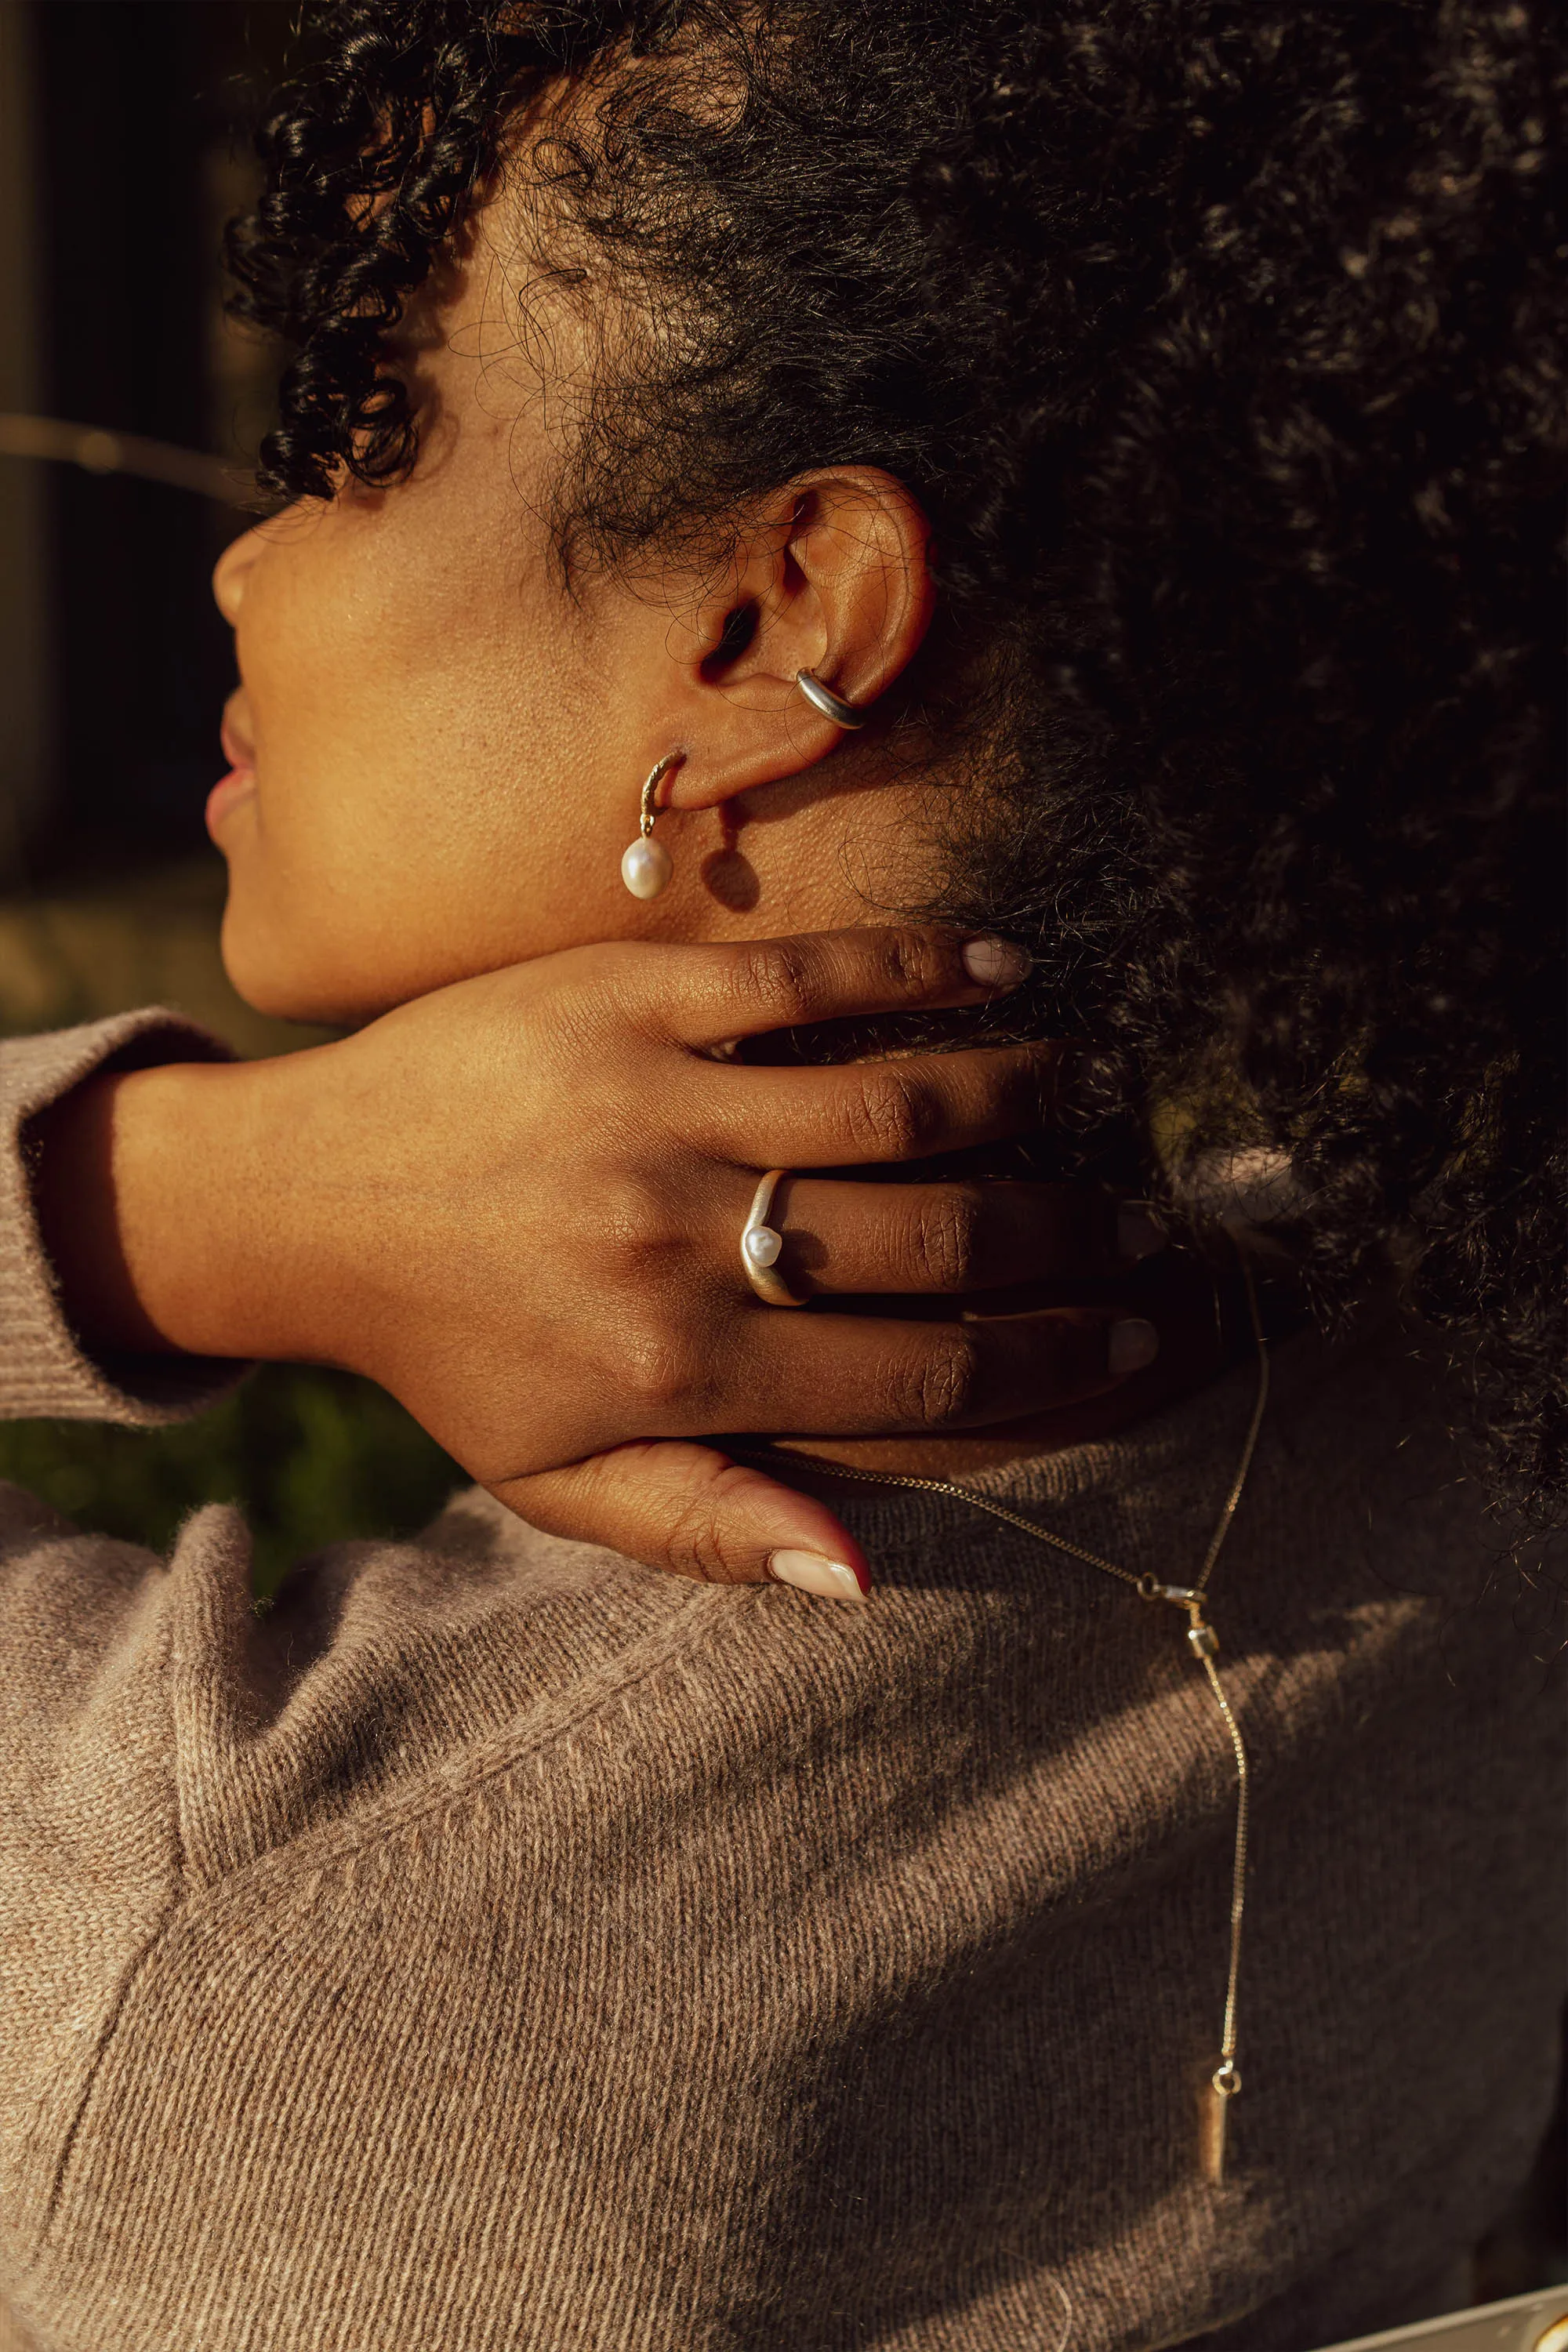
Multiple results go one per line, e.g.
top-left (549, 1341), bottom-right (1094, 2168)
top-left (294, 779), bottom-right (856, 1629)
top-left (0, 1014), bottom-right (1561, 2352)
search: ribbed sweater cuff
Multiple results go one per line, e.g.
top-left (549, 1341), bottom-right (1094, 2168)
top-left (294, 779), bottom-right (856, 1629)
top-left (0, 1011), bottom-right (249, 1426)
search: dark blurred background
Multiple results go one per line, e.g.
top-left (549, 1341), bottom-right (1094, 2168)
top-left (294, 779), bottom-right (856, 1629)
top-left (2, 0), bottom-right (285, 887)
top-left (0, 0), bottom-right (460, 1589)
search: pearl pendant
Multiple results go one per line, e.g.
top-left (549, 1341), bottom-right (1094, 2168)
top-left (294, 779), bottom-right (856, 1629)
top-left (621, 835), bottom-right (673, 899)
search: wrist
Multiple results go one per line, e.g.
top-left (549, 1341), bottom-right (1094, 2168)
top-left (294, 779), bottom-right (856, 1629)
top-left (31, 1053), bottom-right (327, 1365)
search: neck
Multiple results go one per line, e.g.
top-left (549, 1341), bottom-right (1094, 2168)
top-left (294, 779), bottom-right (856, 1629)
top-left (655, 758), bottom-right (1287, 1478)
top-left (644, 742), bottom-right (942, 944)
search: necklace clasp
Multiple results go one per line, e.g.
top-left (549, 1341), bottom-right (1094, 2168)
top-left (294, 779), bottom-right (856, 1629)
top-left (1138, 1575), bottom-right (1201, 1608)
top-left (1138, 1575), bottom-right (1221, 1656)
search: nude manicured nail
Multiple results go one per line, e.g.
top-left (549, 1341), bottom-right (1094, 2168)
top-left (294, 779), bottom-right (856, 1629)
top-left (1116, 1206), bottom-right (1167, 1261)
top-left (960, 935), bottom-right (1032, 989)
top-left (768, 1550), bottom-right (870, 1603)
top-left (1109, 1317), bottom-right (1160, 1377)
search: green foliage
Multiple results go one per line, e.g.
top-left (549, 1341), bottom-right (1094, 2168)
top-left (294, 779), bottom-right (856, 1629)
top-left (0, 1366), bottom-right (463, 1601)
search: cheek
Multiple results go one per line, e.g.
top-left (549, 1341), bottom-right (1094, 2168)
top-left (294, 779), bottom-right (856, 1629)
top-left (217, 521), bottom-right (625, 1022)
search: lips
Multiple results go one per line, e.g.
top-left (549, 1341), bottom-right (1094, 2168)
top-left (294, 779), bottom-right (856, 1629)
top-left (220, 697), bottom-right (256, 775)
top-left (206, 768), bottom-right (256, 839)
top-left (209, 695), bottom-right (258, 840)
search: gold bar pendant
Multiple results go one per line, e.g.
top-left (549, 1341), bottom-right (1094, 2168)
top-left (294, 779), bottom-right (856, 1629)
top-left (1201, 2077), bottom-right (1231, 2185)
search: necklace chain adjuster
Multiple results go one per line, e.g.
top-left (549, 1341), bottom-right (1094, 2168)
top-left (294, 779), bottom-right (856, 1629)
top-left (736, 1250), bottom-right (1269, 2190)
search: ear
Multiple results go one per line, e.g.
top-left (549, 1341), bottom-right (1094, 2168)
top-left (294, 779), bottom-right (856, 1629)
top-left (630, 467), bottom-right (935, 814)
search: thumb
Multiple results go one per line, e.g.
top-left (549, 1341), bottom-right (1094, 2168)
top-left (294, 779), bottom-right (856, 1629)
top-left (493, 1440), bottom-right (871, 1602)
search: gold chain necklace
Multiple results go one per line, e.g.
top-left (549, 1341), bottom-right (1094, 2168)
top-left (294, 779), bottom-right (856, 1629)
top-left (750, 1258), bottom-right (1270, 2187)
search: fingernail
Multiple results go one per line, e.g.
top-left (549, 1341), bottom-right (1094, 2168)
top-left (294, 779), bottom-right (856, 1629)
top-left (768, 1549), bottom-right (870, 1603)
top-left (1109, 1317), bottom-right (1160, 1377)
top-left (1116, 1206), bottom-right (1167, 1261)
top-left (961, 935), bottom-right (1032, 989)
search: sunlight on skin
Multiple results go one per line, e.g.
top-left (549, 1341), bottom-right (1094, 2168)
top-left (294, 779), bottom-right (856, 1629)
top-left (202, 169), bottom-right (1205, 1481)
top-left (209, 177), bottom-right (942, 1028)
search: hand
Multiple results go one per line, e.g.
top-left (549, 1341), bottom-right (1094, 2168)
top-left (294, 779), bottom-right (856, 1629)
top-left (32, 927), bottom-right (1163, 1594)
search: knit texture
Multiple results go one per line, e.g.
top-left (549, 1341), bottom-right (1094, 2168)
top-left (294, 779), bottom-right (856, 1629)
top-left (0, 1014), bottom-right (240, 1424)
top-left (0, 1020), bottom-right (1561, 2352)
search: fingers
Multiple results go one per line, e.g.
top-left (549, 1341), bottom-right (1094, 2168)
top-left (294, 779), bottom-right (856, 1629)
top-left (771, 1178), bottom-right (1166, 1294)
top-left (733, 1305), bottom-right (1160, 1436)
top-left (661, 925), bottom-right (1032, 1049)
top-left (699, 1042), bottom-right (1062, 1169)
top-left (494, 1440), bottom-right (870, 1597)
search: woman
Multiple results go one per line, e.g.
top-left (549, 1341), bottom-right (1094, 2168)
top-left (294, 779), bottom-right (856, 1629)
top-left (0, 4), bottom-right (1562, 2348)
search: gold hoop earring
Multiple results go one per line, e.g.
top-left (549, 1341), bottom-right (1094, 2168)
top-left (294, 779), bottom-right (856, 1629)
top-left (621, 753), bottom-right (684, 898)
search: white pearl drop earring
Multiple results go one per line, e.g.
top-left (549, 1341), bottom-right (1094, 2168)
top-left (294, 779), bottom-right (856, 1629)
top-left (621, 753), bottom-right (683, 899)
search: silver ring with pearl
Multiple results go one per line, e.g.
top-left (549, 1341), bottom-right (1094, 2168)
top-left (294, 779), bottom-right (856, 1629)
top-left (740, 1169), bottom-right (808, 1307)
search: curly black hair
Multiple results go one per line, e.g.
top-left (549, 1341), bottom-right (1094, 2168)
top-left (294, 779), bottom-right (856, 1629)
top-left (227, 0), bottom-right (1567, 1530)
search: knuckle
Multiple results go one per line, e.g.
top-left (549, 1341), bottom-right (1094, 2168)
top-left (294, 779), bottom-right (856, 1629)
top-left (577, 943), bottom-right (674, 1047)
top-left (605, 1320), bottom-right (706, 1419)
top-left (728, 937), bottom-right (817, 1029)
top-left (876, 927), bottom-right (945, 997)
top-left (889, 1333), bottom-right (981, 1429)
top-left (852, 1069), bottom-right (939, 1160)
top-left (921, 1334), bottom-right (981, 1427)
top-left (909, 1189), bottom-right (982, 1291)
top-left (595, 1178), bottom-right (688, 1290)
top-left (661, 1494), bottom-right (736, 1584)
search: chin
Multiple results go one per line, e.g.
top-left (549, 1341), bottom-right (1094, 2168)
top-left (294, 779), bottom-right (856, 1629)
top-left (219, 901), bottom-right (379, 1029)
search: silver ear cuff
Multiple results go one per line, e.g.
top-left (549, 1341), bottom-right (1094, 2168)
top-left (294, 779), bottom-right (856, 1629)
top-left (795, 669), bottom-right (865, 730)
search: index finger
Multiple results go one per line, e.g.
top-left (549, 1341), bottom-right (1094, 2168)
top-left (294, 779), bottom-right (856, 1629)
top-left (661, 925), bottom-right (1033, 1048)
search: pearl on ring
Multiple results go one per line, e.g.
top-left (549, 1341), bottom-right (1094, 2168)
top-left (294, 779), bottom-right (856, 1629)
top-left (740, 1169), bottom-right (807, 1306)
top-left (620, 836), bottom-right (673, 899)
